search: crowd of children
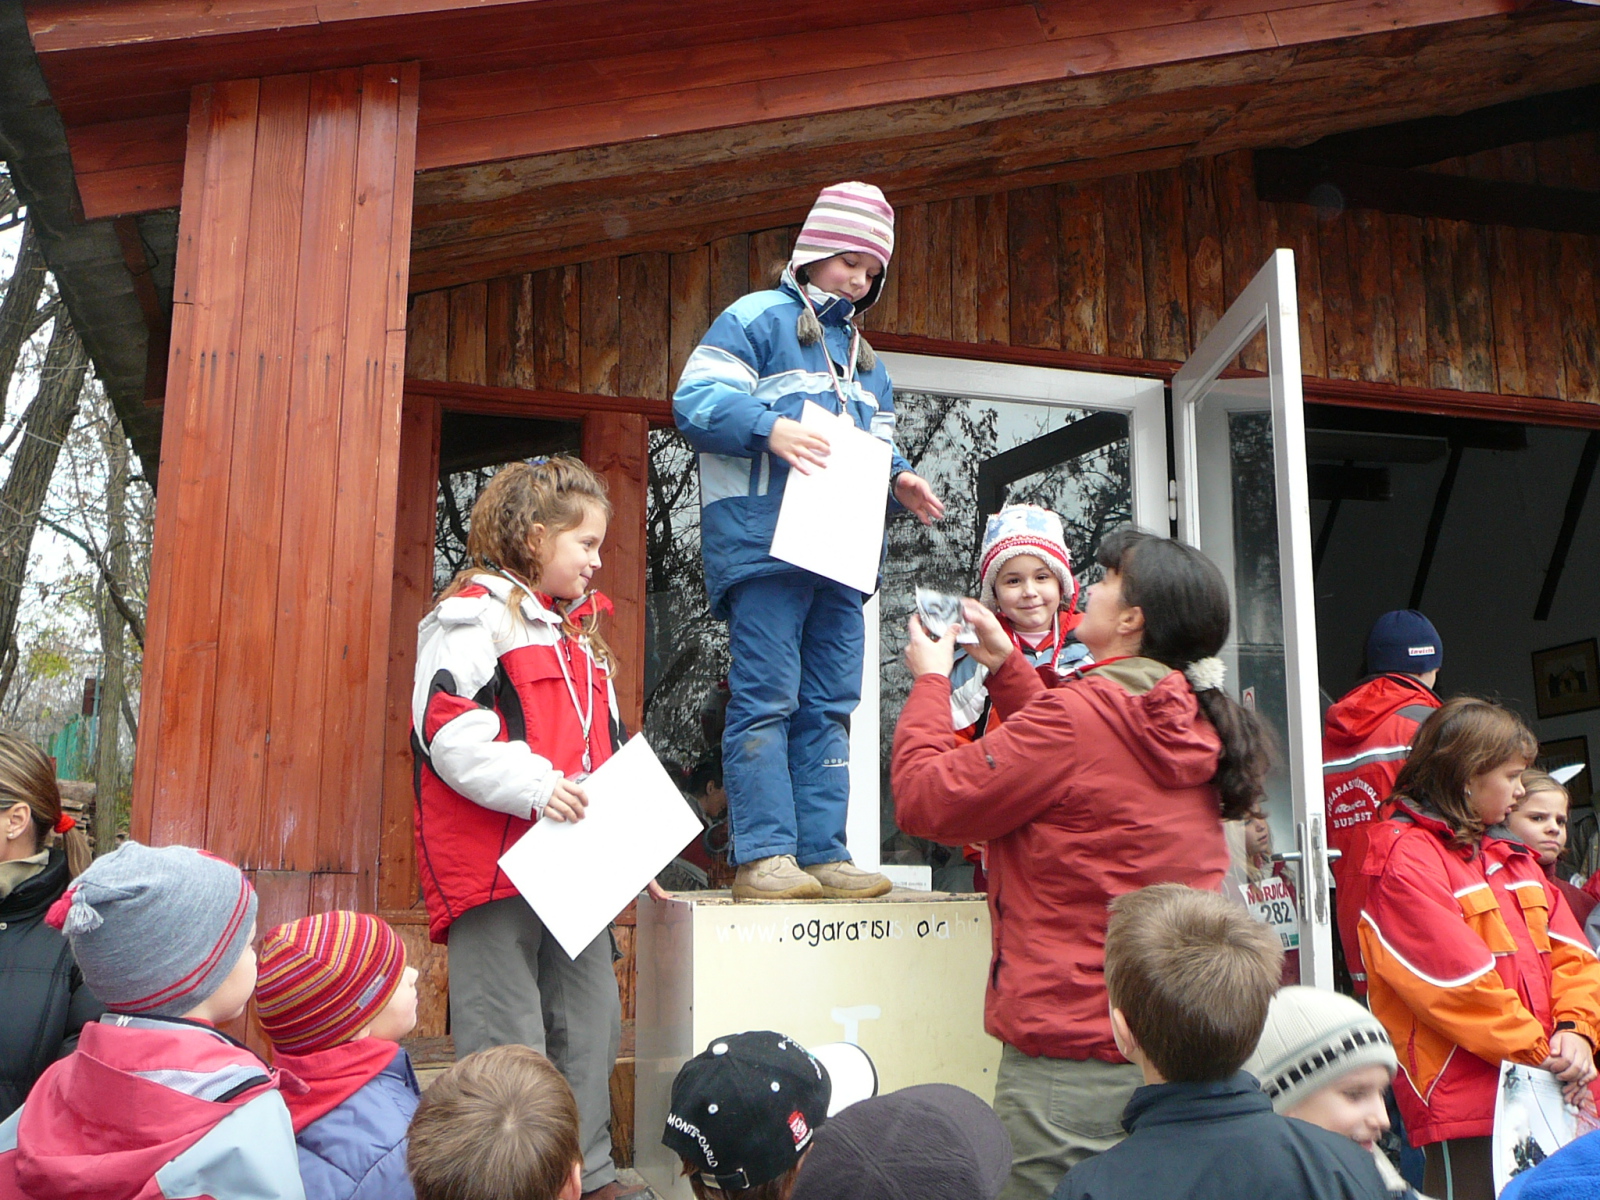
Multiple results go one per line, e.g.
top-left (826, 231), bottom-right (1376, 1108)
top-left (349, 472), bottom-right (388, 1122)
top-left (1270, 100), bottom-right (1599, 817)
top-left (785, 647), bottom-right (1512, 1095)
top-left (9, 178), bottom-right (1600, 1200)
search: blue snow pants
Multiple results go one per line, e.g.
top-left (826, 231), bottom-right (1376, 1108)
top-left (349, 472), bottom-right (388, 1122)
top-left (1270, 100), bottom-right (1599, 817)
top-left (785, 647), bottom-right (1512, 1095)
top-left (722, 570), bottom-right (864, 866)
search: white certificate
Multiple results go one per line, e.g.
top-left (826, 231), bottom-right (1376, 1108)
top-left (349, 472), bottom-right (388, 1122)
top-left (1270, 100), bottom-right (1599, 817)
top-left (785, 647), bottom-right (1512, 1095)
top-left (769, 400), bottom-right (892, 594)
top-left (498, 735), bottom-right (702, 959)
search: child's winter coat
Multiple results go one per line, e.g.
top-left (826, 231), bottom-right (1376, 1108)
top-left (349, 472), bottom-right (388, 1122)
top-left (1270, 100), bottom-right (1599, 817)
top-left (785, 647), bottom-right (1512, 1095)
top-left (412, 574), bottom-right (621, 943)
top-left (1323, 672), bottom-right (1441, 993)
top-left (0, 1014), bottom-right (304, 1200)
top-left (1359, 800), bottom-right (1600, 1145)
top-left (276, 1041), bottom-right (420, 1200)
top-left (673, 273), bottom-right (913, 618)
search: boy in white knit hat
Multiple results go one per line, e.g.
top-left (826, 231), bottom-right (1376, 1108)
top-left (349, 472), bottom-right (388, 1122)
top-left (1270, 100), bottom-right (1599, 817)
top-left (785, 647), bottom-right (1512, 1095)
top-left (674, 183), bottom-right (944, 902)
top-left (1244, 986), bottom-right (1428, 1198)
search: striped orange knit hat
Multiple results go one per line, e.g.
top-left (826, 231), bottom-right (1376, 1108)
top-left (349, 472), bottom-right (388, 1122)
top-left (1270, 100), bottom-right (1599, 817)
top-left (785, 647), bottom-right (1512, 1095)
top-left (256, 911), bottom-right (407, 1054)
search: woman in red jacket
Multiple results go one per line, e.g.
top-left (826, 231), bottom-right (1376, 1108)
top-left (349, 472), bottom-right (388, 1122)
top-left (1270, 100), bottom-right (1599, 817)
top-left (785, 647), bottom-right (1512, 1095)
top-left (1359, 698), bottom-right (1600, 1200)
top-left (893, 528), bottom-right (1272, 1200)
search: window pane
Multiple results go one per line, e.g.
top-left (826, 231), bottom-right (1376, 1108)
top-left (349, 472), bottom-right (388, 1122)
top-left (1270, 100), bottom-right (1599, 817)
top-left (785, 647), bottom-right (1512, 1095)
top-left (880, 391), bottom-right (1134, 878)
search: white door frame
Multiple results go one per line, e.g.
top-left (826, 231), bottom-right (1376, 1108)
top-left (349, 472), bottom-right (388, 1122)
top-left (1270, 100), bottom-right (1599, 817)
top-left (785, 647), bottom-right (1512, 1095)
top-left (1172, 249), bottom-right (1332, 986)
top-left (849, 353), bottom-right (1168, 871)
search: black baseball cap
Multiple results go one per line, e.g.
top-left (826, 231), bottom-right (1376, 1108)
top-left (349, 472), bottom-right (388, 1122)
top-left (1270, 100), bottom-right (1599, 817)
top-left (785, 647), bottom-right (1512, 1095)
top-left (788, 1084), bottom-right (1012, 1200)
top-left (663, 1031), bottom-right (871, 1190)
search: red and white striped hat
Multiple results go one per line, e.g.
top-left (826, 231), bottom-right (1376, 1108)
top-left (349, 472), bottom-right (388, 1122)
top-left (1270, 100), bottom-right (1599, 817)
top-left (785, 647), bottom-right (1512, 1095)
top-left (790, 182), bottom-right (895, 272)
top-left (978, 505), bottom-right (1078, 611)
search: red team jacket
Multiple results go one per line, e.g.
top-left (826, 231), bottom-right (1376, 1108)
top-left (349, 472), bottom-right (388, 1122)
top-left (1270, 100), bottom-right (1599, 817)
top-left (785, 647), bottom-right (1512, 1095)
top-left (893, 652), bottom-right (1230, 1062)
top-left (1360, 801), bottom-right (1600, 1144)
top-left (1322, 673), bottom-right (1441, 993)
top-left (412, 576), bottom-right (620, 943)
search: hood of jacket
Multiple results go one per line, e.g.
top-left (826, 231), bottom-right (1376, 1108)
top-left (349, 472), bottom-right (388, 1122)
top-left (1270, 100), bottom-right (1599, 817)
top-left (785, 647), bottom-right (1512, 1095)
top-left (1075, 658), bottom-right (1223, 791)
top-left (272, 1039), bottom-right (402, 1133)
top-left (10, 1017), bottom-right (279, 1200)
top-left (1325, 674), bottom-right (1438, 745)
top-left (0, 847), bottom-right (68, 922)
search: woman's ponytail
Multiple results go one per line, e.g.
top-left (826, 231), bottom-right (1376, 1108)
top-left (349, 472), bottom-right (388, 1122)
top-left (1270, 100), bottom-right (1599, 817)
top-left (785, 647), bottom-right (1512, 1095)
top-left (1096, 528), bottom-right (1276, 821)
top-left (0, 732), bottom-right (93, 877)
top-left (1193, 689), bottom-right (1273, 821)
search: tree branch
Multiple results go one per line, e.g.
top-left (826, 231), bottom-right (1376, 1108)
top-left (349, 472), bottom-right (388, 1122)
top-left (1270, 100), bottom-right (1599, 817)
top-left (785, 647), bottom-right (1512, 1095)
top-left (38, 515), bottom-right (146, 648)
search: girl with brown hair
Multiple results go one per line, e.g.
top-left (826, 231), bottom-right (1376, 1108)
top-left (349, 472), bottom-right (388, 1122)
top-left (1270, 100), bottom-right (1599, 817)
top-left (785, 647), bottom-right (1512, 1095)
top-left (0, 732), bottom-right (101, 1117)
top-left (411, 456), bottom-right (629, 1200)
top-left (1359, 698), bottom-right (1600, 1200)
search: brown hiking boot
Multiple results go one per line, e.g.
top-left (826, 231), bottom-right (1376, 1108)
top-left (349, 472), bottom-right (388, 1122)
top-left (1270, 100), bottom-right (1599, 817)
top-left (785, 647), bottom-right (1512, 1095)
top-left (803, 860), bottom-right (892, 899)
top-left (732, 855), bottom-right (824, 901)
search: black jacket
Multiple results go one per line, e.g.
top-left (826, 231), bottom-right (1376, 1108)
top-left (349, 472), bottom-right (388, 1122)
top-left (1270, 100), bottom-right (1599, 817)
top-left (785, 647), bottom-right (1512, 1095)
top-left (1053, 1072), bottom-right (1390, 1200)
top-left (0, 848), bottom-right (102, 1117)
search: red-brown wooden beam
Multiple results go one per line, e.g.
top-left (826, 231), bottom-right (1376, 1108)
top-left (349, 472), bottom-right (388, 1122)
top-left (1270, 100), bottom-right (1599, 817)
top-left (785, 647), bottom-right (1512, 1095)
top-left (403, 377), bottom-right (674, 426)
top-left (132, 64), bottom-right (420, 917)
top-left (53, 0), bottom-right (1592, 219)
top-left (582, 412), bottom-right (650, 735)
top-left (870, 330), bottom-right (1600, 430)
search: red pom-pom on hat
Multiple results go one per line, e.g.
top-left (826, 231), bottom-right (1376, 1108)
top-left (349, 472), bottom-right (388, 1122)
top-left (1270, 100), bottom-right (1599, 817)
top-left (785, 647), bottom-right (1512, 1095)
top-left (45, 888), bottom-right (76, 931)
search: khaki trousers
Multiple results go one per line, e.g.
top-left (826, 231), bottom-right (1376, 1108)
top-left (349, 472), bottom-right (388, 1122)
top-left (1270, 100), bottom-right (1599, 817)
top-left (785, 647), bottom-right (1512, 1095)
top-left (992, 1044), bottom-right (1144, 1200)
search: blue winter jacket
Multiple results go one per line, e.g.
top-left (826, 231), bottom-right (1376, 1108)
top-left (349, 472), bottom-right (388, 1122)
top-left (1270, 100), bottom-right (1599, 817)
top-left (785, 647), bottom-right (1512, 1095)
top-left (296, 1048), bottom-right (420, 1200)
top-left (673, 274), bottom-right (913, 618)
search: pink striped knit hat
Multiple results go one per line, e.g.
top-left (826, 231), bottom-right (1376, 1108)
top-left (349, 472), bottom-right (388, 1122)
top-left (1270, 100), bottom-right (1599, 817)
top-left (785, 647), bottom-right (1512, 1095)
top-left (790, 182), bottom-right (895, 273)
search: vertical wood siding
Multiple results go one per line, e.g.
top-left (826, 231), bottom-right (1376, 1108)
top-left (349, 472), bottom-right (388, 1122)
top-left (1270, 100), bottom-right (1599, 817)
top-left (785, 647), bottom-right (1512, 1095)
top-left (412, 145), bottom-right (1600, 405)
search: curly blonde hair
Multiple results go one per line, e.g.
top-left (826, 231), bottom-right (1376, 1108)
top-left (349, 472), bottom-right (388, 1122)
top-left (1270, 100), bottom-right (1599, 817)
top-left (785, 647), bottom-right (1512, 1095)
top-left (439, 457), bottom-right (615, 667)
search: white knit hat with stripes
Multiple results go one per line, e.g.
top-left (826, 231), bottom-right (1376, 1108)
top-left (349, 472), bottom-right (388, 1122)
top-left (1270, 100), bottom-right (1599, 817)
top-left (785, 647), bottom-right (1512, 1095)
top-left (1243, 986), bottom-right (1397, 1115)
top-left (791, 182), bottom-right (895, 272)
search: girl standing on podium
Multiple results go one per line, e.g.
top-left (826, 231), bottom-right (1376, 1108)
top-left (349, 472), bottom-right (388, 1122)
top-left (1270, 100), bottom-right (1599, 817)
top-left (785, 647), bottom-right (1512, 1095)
top-left (673, 182), bottom-right (943, 902)
top-left (410, 456), bottom-right (628, 1200)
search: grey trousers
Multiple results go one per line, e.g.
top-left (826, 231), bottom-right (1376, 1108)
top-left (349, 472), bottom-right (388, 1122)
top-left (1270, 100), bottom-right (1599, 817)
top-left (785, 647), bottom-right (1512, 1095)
top-left (992, 1044), bottom-right (1143, 1200)
top-left (449, 896), bottom-right (623, 1191)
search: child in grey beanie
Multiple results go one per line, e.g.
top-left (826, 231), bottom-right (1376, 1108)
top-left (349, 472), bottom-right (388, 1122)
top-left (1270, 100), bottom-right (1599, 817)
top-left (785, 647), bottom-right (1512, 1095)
top-left (1244, 986), bottom-right (1430, 1199)
top-left (47, 840), bottom-right (259, 1018)
top-left (9, 841), bottom-right (300, 1199)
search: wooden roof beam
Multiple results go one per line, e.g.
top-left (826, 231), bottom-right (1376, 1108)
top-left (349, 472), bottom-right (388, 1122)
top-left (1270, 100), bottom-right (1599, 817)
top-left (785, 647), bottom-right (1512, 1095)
top-left (1255, 154), bottom-right (1600, 234)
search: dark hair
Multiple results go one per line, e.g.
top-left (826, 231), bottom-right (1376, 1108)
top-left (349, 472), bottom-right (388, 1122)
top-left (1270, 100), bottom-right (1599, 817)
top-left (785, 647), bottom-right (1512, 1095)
top-left (408, 1045), bottom-right (581, 1200)
top-left (1096, 528), bottom-right (1274, 821)
top-left (687, 755), bottom-right (723, 795)
top-left (1104, 884), bottom-right (1283, 1082)
top-left (1391, 697), bottom-right (1538, 847)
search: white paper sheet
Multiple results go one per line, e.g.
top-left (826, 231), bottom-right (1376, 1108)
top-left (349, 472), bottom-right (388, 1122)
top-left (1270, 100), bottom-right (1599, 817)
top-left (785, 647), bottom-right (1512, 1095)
top-left (1492, 1060), bottom-right (1600, 1194)
top-left (769, 401), bottom-right (892, 593)
top-left (498, 735), bottom-right (703, 959)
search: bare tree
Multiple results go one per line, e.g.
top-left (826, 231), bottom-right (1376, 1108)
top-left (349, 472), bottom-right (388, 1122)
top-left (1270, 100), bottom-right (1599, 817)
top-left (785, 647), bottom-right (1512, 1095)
top-left (0, 316), bottom-right (89, 701)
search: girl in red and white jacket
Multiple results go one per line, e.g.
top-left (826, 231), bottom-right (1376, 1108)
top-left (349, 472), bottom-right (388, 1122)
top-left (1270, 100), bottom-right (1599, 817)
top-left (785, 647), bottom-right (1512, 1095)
top-left (411, 456), bottom-right (625, 1199)
top-left (1359, 697), bottom-right (1600, 1200)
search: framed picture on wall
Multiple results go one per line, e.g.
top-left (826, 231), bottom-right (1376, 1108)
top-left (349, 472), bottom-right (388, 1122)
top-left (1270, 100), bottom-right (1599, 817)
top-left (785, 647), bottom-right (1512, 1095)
top-left (1538, 736), bottom-right (1592, 809)
top-left (1532, 639), bottom-right (1600, 719)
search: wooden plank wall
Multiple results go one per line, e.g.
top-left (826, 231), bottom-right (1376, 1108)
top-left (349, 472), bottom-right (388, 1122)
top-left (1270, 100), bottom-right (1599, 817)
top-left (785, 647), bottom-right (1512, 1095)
top-left (412, 145), bottom-right (1600, 404)
top-left (135, 64), bottom-right (420, 904)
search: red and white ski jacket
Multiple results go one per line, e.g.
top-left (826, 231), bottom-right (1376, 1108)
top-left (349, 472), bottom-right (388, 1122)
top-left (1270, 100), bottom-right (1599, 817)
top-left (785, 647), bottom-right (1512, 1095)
top-left (412, 574), bottom-right (621, 943)
top-left (1359, 801), bottom-right (1600, 1145)
top-left (1323, 673), bottom-right (1440, 992)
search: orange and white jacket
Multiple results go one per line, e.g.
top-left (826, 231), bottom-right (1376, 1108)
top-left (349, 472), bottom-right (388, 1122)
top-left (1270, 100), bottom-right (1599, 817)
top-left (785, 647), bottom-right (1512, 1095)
top-left (1359, 799), bottom-right (1600, 1144)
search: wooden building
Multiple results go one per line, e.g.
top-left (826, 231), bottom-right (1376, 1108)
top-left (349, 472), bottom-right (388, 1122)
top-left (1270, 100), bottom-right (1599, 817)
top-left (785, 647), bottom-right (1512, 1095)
top-left (5, 0), bottom-right (1600, 1154)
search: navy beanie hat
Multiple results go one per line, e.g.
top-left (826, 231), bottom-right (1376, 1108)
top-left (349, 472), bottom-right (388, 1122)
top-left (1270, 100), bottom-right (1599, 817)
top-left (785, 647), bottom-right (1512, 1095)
top-left (1366, 610), bottom-right (1443, 675)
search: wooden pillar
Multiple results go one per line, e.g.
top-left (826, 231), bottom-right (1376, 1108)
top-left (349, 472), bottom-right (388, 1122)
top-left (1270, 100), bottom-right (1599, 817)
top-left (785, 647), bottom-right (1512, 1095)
top-left (582, 411), bottom-right (649, 732)
top-left (132, 65), bottom-right (420, 916)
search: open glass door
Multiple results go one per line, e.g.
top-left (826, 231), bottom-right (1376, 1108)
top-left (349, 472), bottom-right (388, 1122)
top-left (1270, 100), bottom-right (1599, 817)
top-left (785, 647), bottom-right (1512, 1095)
top-left (1172, 249), bottom-right (1331, 986)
